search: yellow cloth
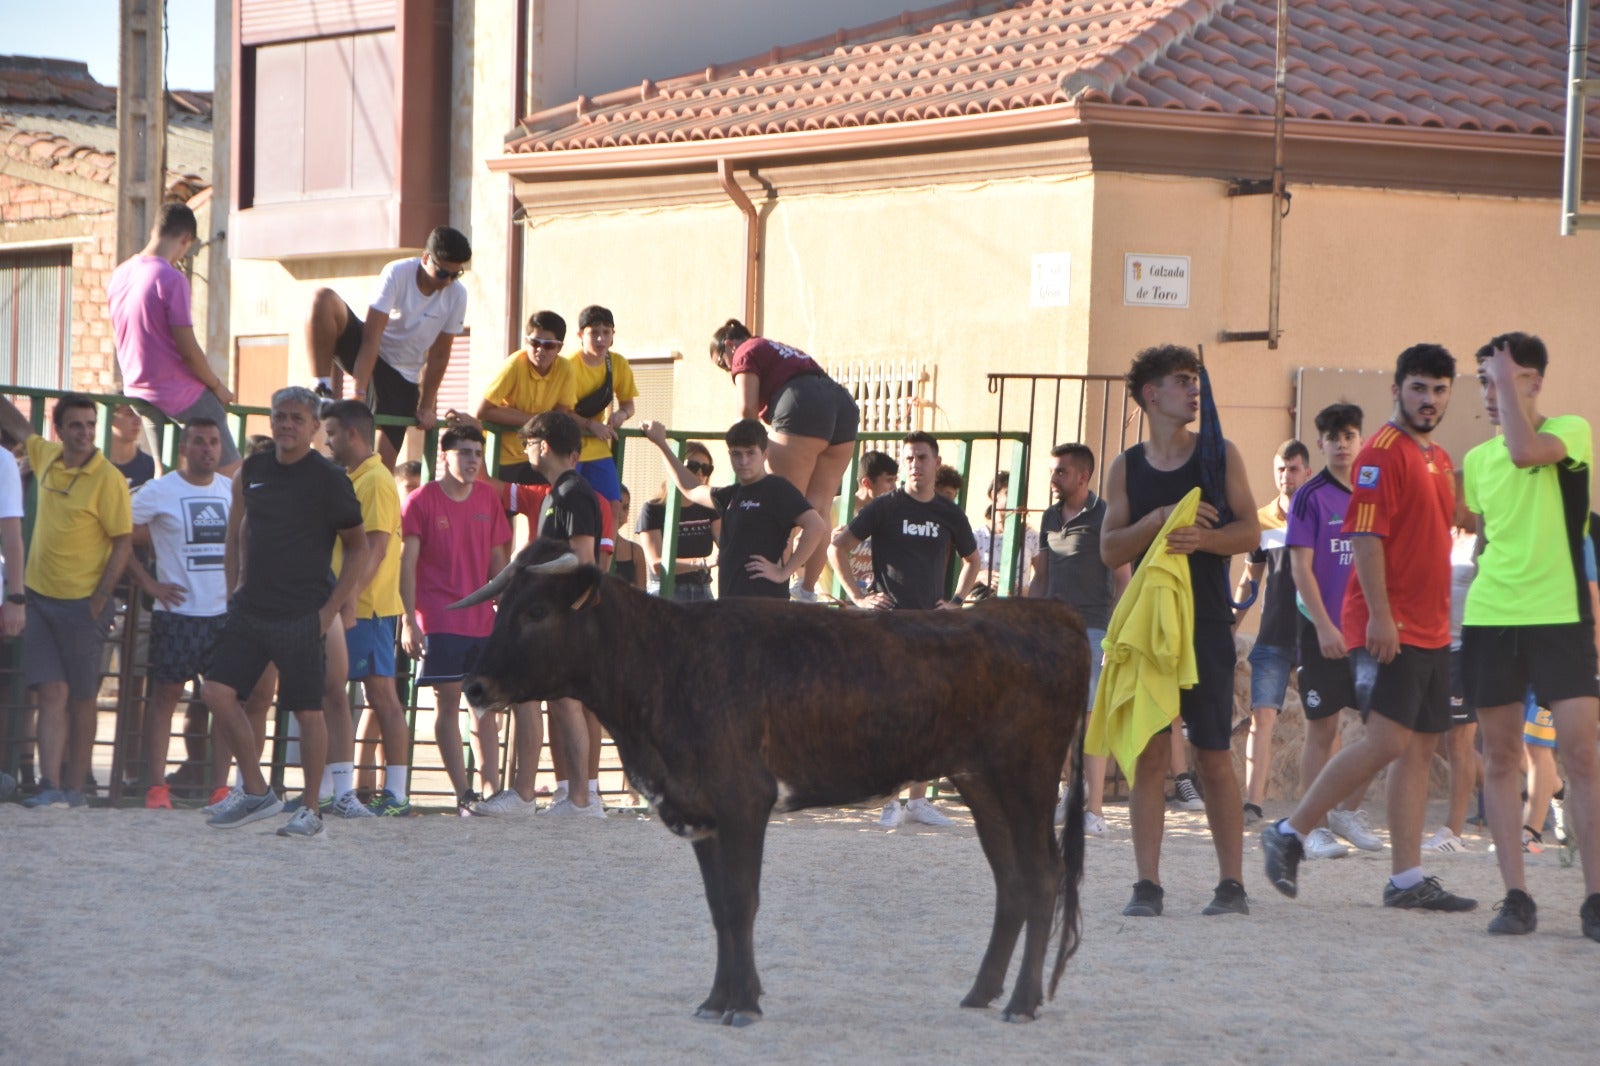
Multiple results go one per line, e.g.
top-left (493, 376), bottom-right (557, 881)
top-left (566, 350), bottom-right (638, 463)
top-left (24, 436), bottom-right (132, 599)
top-left (1084, 487), bottom-right (1200, 783)
top-left (481, 350), bottom-right (578, 468)
top-left (333, 454), bottom-right (404, 618)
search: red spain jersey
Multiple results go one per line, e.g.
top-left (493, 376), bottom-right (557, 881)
top-left (1340, 422), bottom-right (1454, 650)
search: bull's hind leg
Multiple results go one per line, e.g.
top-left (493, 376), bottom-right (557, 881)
top-left (998, 779), bottom-right (1064, 1023)
top-left (956, 775), bottom-right (1024, 1010)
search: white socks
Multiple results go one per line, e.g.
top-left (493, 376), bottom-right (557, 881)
top-left (385, 765), bottom-right (409, 800)
top-left (329, 762), bottom-right (353, 799)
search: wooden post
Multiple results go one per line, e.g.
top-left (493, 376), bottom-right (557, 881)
top-left (116, 0), bottom-right (168, 266)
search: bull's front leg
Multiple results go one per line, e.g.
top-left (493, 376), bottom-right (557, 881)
top-left (690, 833), bottom-right (734, 1021)
top-left (710, 811), bottom-right (770, 1027)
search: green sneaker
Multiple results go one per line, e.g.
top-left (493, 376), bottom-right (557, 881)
top-left (367, 789), bottom-right (411, 817)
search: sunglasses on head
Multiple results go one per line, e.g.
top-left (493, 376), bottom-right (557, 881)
top-left (525, 337), bottom-right (562, 351)
top-left (686, 460), bottom-right (714, 476)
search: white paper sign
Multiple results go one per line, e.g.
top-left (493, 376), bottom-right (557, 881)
top-left (1030, 253), bottom-right (1071, 308)
top-left (1123, 253), bottom-right (1190, 308)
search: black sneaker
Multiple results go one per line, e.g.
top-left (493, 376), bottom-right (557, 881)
top-left (1382, 875), bottom-right (1477, 912)
top-left (1261, 822), bottom-right (1304, 898)
top-left (1122, 879), bottom-right (1164, 917)
top-left (313, 381), bottom-right (335, 399)
top-left (1580, 894), bottom-right (1600, 943)
top-left (1243, 802), bottom-right (1264, 825)
top-left (1486, 889), bottom-right (1537, 935)
top-left (1202, 878), bottom-right (1249, 915)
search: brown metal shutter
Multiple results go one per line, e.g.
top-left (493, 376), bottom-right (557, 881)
top-left (240, 0), bottom-right (395, 45)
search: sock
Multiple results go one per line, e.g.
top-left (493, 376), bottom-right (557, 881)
top-left (555, 779), bottom-right (569, 796)
top-left (233, 768), bottom-right (244, 788)
top-left (1276, 818), bottom-right (1308, 845)
top-left (329, 762), bottom-right (354, 799)
top-left (386, 765), bottom-right (409, 800)
top-left (587, 779), bottom-right (599, 795)
top-left (1390, 866), bottom-right (1425, 890)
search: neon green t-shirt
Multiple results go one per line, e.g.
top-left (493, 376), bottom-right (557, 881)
top-left (1462, 413), bottom-right (1592, 626)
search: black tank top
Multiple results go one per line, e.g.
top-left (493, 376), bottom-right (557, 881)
top-left (1124, 442), bottom-right (1231, 623)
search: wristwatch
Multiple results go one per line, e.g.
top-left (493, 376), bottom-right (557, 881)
top-left (6, 593), bottom-right (24, 605)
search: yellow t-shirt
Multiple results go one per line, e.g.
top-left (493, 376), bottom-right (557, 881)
top-left (566, 350), bottom-right (639, 463)
top-left (24, 436), bottom-right (133, 600)
top-left (481, 350), bottom-right (579, 468)
top-left (333, 454), bottom-right (404, 618)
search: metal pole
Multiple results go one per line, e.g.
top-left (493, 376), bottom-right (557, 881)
top-left (1267, 0), bottom-right (1289, 347)
top-left (1561, 0), bottom-right (1590, 236)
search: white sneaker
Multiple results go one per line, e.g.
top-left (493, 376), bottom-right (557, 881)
top-left (587, 795), bottom-right (607, 819)
top-left (203, 785), bottom-right (243, 816)
top-left (550, 784), bottom-right (569, 805)
top-left (544, 796), bottom-right (600, 817)
top-left (1304, 826), bottom-right (1350, 860)
top-left (790, 584), bottom-right (819, 604)
top-left (276, 806), bottom-right (325, 838)
top-left (905, 798), bottom-right (953, 826)
top-left (1084, 811), bottom-right (1107, 837)
top-left (1422, 825), bottom-right (1466, 853)
top-left (1054, 791), bottom-right (1069, 825)
top-left (1173, 773), bottom-right (1205, 811)
top-left (878, 801), bottom-right (904, 828)
top-left (1327, 807), bottom-right (1384, 851)
top-left (330, 791), bottom-right (376, 819)
top-left (473, 789), bottom-right (538, 816)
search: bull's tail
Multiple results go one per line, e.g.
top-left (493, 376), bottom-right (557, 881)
top-left (1047, 707), bottom-right (1087, 1000)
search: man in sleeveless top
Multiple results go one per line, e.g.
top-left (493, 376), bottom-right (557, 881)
top-left (1262, 344), bottom-right (1478, 914)
top-left (1101, 344), bottom-right (1260, 918)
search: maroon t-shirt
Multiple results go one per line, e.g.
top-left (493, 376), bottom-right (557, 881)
top-left (729, 337), bottom-right (826, 422)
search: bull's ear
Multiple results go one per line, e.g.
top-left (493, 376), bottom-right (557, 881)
top-left (569, 568), bottom-right (604, 611)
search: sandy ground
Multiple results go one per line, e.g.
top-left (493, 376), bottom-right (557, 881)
top-left (3, 796), bottom-right (1596, 1065)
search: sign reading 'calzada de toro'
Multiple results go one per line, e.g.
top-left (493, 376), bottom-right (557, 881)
top-left (1123, 253), bottom-right (1191, 308)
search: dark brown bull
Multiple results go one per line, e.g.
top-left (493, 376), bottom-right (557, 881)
top-left (459, 537), bottom-right (1089, 1026)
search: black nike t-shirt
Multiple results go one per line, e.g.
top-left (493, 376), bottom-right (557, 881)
top-left (711, 475), bottom-right (813, 599)
top-left (847, 489), bottom-right (977, 609)
top-left (235, 449), bottom-right (363, 619)
top-left (539, 469), bottom-right (603, 544)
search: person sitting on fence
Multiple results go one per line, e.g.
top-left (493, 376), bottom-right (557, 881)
top-left (567, 305), bottom-right (637, 510)
top-left (0, 393), bottom-right (133, 810)
top-left (638, 440), bottom-right (720, 601)
top-left (125, 418), bottom-right (232, 810)
top-left (107, 201), bottom-right (240, 473)
top-left (709, 319), bottom-right (859, 603)
top-left (400, 423), bottom-right (512, 813)
top-left (322, 400), bottom-right (415, 817)
top-left (478, 310), bottom-right (578, 485)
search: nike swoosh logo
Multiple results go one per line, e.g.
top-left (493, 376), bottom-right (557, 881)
top-left (248, 482), bottom-right (266, 489)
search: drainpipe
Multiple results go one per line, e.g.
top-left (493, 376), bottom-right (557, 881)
top-left (717, 158), bottom-right (760, 333)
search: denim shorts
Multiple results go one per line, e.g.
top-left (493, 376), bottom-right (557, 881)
top-left (1085, 627), bottom-right (1106, 713)
top-left (1248, 641), bottom-right (1295, 710)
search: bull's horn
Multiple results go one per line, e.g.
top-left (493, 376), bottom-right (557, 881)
top-left (448, 559), bottom-right (520, 609)
top-left (527, 552), bottom-right (581, 575)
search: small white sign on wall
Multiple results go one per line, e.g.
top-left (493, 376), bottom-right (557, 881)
top-left (1123, 253), bottom-right (1190, 308)
top-left (1030, 252), bottom-right (1072, 308)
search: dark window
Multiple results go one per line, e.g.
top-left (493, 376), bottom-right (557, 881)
top-left (0, 248), bottom-right (72, 389)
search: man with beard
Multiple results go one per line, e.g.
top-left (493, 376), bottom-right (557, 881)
top-left (1262, 344), bottom-right (1477, 913)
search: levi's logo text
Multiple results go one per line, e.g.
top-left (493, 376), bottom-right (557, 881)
top-left (1356, 466), bottom-right (1380, 488)
top-left (902, 519), bottom-right (942, 537)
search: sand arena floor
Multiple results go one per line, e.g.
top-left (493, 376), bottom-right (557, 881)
top-left (4, 797), bottom-right (1595, 1065)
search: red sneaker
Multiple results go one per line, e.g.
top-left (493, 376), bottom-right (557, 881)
top-left (145, 783), bottom-right (173, 810)
top-left (207, 786), bottom-right (232, 808)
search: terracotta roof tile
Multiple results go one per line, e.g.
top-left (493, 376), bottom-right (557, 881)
top-left (507, 0), bottom-right (1600, 157)
top-left (1, 119), bottom-right (209, 196)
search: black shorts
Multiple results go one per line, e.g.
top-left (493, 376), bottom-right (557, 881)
top-left (1459, 622), bottom-right (1600, 709)
top-left (333, 302), bottom-right (419, 452)
top-left (1171, 621), bottom-right (1236, 751)
top-left (206, 609), bottom-right (326, 712)
top-left (495, 461), bottom-right (543, 485)
top-left (769, 374), bottom-right (859, 447)
top-left (1448, 649), bottom-right (1477, 726)
top-left (149, 611), bottom-right (227, 685)
top-left (1353, 644), bottom-right (1452, 735)
top-left (1296, 614), bottom-right (1357, 721)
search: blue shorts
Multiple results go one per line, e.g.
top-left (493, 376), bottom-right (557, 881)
top-left (346, 616), bottom-right (397, 681)
top-left (1524, 689), bottom-right (1556, 749)
top-left (577, 457), bottom-right (622, 503)
top-left (1248, 641), bottom-right (1295, 710)
top-left (417, 632), bottom-right (489, 685)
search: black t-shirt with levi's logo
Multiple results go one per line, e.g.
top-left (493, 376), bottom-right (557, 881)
top-left (847, 489), bottom-right (977, 609)
top-left (711, 475), bottom-right (814, 599)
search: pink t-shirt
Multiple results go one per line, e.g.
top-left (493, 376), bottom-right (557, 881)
top-left (107, 255), bottom-right (205, 415)
top-left (401, 480), bottom-right (512, 637)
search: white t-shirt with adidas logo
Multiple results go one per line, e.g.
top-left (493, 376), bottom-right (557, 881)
top-left (130, 471), bottom-right (233, 616)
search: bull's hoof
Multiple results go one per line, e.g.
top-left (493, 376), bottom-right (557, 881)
top-left (1001, 1007), bottom-right (1038, 1024)
top-left (960, 993), bottom-right (995, 1009)
top-left (694, 1007), bottom-right (724, 1022)
top-left (722, 1009), bottom-right (762, 1028)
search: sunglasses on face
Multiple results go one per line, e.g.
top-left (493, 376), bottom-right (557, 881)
top-left (429, 261), bottom-right (465, 281)
top-left (686, 460), bottom-right (714, 476)
top-left (525, 337), bottom-right (563, 351)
